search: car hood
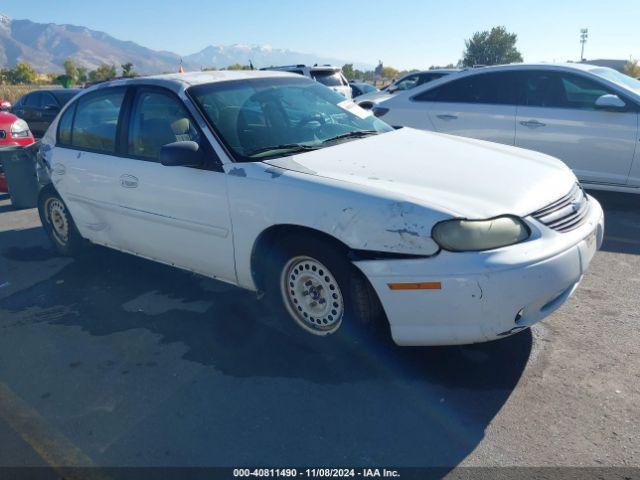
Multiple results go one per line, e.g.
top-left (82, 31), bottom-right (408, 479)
top-left (355, 90), bottom-right (393, 104)
top-left (264, 128), bottom-right (576, 219)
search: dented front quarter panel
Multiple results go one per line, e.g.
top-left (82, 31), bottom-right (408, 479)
top-left (227, 161), bottom-right (448, 290)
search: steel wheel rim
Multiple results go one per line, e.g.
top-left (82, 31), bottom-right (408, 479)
top-left (45, 198), bottom-right (69, 246)
top-left (280, 256), bottom-right (344, 335)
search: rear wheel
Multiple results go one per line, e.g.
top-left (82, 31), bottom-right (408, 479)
top-left (38, 186), bottom-right (85, 256)
top-left (264, 234), bottom-right (386, 339)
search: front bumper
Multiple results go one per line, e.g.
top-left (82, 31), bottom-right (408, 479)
top-left (354, 195), bottom-right (605, 346)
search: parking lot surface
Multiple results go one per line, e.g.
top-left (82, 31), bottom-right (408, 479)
top-left (0, 190), bottom-right (638, 472)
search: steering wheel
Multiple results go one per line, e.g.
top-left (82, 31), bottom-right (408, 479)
top-left (297, 113), bottom-right (327, 129)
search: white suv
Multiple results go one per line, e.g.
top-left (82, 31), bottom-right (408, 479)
top-left (37, 71), bottom-right (603, 346)
top-left (262, 65), bottom-right (352, 99)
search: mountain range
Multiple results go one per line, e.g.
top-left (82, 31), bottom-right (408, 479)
top-left (0, 13), bottom-right (370, 74)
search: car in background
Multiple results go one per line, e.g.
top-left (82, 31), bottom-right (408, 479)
top-left (349, 81), bottom-right (378, 98)
top-left (12, 88), bottom-right (81, 137)
top-left (356, 69), bottom-right (459, 109)
top-left (37, 71), bottom-right (603, 346)
top-left (0, 110), bottom-right (35, 191)
top-left (0, 99), bottom-right (11, 111)
top-left (374, 63), bottom-right (640, 194)
top-left (261, 65), bottom-right (352, 98)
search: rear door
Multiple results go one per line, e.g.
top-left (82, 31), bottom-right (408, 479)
top-left (20, 92), bottom-right (43, 136)
top-left (111, 87), bottom-right (236, 282)
top-left (514, 70), bottom-right (638, 185)
top-left (40, 92), bottom-right (61, 135)
top-left (50, 87), bottom-right (127, 244)
top-left (408, 71), bottom-right (518, 145)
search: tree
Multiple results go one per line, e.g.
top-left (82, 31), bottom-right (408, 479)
top-left (121, 62), bottom-right (136, 77)
top-left (342, 63), bottom-right (355, 80)
top-left (88, 63), bottom-right (117, 83)
top-left (224, 63), bottom-right (252, 70)
top-left (76, 66), bottom-right (88, 84)
top-left (461, 26), bottom-right (523, 67)
top-left (381, 66), bottom-right (400, 80)
top-left (624, 59), bottom-right (640, 79)
top-left (7, 62), bottom-right (38, 84)
top-left (64, 58), bottom-right (78, 83)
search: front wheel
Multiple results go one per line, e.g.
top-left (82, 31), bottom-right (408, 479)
top-left (37, 186), bottom-right (86, 256)
top-left (265, 235), bottom-right (385, 339)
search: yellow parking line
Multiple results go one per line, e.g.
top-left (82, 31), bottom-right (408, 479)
top-left (0, 382), bottom-right (111, 480)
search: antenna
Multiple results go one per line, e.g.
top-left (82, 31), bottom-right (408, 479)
top-left (580, 28), bottom-right (588, 61)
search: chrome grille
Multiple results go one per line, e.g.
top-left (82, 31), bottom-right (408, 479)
top-left (531, 184), bottom-right (590, 233)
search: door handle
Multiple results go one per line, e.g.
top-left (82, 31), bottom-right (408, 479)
top-left (520, 120), bottom-right (546, 128)
top-left (436, 114), bottom-right (458, 121)
top-left (120, 174), bottom-right (139, 188)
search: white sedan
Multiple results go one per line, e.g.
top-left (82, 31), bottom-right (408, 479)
top-left (373, 63), bottom-right (640, 194)
top-left (37, 71), bottom-right (604, 346)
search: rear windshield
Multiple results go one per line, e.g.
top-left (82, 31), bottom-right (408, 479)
top-left (312, 70), bottom-right (346, 87)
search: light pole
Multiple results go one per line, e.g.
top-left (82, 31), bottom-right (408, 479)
top-left (580, 28), bottom-right (588, 61)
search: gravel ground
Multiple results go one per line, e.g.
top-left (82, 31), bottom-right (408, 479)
top-left (0, 189), bottom-right (638, 476)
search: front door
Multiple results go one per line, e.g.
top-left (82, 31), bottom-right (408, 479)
top-left (514, 70), bottom-right (638, 185)
top-left (112, 87), bottom-right (236, 282)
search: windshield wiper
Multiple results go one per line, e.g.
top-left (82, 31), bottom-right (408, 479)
top-left (246, 143), bottom-right (319, 158)
top-left (321, 130), bottom-right (380, 144)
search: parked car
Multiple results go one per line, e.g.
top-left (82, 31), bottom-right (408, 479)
top-left (349, 81), bottom-right (378, 98)
top-left (374, 63), bottom-right (640, 194)
top-left (356, 69), bottom-right (459, 109)
top-left (0, 99), bottom-right (11, 111)
top-left (37, 71), bottom-right (603, 346)
top-left (0, 109), bottom-right (35, 191)
top-left (261, 65), bottom-right (352, 98)
top-left (13, 88), bottom-right (81, 138)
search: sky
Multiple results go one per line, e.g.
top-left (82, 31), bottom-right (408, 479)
top-left (3, 0), bottom-right (640, 70)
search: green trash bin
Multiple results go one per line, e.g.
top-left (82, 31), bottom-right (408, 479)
top-left (0, 143), bottom-right (40, 209)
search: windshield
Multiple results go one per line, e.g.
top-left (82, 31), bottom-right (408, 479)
top-left (52, 90), bottom-right (81, 105)
top-left (358, 83), bottom-right (377, 94)
top-left (590, 67), bottom-right (640, 91)
top-left (189, 77), bottom-right (392, 161)
top-left (311, 70), bottom-right (346, 87)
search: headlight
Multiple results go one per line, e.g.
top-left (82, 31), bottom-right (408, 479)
top-left (11, 119), bottom-right (30, 138)
top-left (432, 216), bottom-right (530, 252)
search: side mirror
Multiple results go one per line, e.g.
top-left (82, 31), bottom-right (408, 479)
top-left (595, 94), bottom-right (626, 109)
top-left (160, 141), bottom-right (203, 167)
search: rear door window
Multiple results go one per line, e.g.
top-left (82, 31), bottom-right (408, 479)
top-left (25, 92), bottom-right (42, 108)
top-left (71, 89), bottom-right (125, 153)
top-left (414, 72), bottom-right (516, 105)
top-left (57, 103), bottom-right (76, 145)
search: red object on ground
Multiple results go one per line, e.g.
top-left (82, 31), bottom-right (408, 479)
top-left (0, 110), bottom-right (35, 148)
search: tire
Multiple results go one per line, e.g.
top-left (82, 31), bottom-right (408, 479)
top-left (263, 234), bottom-right (386, 339)
top-left (37, 185), bottom-right (86, 257)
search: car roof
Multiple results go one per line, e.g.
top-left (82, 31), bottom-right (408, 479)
top-left (266, 65), bottom-right (341, 72)
top-left (82, 70), bottom-right (300, 96)
top-left (457, 62), bottom-right (611, 74)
